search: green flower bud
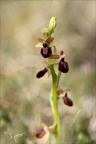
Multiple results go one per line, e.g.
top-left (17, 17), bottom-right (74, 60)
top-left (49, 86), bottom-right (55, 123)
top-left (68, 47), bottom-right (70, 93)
top-left (48, 17), bottom-right (57, 36)
top-left (49, 17), bottom-right (57, 30)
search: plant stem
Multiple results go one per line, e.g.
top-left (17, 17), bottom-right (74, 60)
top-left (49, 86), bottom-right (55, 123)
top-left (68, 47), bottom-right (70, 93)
top-left (57, 71), bottom-right (61, 86)
top-left (50, 64), bottom-right (61, 144)
top-left (48, 20), bottom-right (61, 143)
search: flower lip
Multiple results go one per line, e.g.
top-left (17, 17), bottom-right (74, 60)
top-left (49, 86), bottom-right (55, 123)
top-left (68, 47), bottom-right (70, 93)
top-left (63, 93), bottom-right (73, 106)
top-left (36, 129), bottom-right (46, 138)
top-left (36, 68), bottom-right (48, 78)
top-left (58, 58), bottom-right (69, 73)
top-left (41, 47), bottom-right (52, 58)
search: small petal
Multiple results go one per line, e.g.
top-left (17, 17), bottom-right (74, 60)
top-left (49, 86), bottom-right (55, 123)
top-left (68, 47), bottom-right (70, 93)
top-left (60, 50), bottom-right (64, 55)
top-left (37, 38), bottom-right (45, 43)
top-left (57, 89), bottom-right (64, 95)
top-left (46, 37), bottom-right (54, 43)
top-left (63, 93), bottom-right (73, 106)
top-left (36, 68), bottom-right (48, 78)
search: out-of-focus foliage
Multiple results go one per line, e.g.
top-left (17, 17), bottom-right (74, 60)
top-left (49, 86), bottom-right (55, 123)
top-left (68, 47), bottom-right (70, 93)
top-left (0, 1), bottom-right (96, 144)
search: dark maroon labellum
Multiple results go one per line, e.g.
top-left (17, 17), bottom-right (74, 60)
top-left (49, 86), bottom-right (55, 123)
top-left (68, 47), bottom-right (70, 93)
top-left (36, 129), bottom-right (46, 138)
top-left (58, 58), bottom-right (69, 73)
top-left (41, 47), bottom-right (52, 58)
top-left (36, 68), bottom-right (48, 78)
top-left (63, 93), bottom-right (73, 106)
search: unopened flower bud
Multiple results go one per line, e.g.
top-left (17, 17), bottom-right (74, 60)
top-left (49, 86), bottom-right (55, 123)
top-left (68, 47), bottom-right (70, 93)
top-left (48, 17), bottom-right (57, 33)
top-left (36, 129), bottom-right (46, 138)
top-left (58, 58), bottom-right (69, 73)
top-left (36, 68), bottom-right (48, 78)
top-left (63, 93), bottom-right (73, 106)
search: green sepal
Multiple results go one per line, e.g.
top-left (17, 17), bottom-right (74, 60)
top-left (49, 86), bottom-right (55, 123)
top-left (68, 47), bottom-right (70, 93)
top-left (50, 41), bottom-right (57, 47)
top-left (48, 69), bottom-right (51, 78)
top-left (52, 46), bottom-right (57, 53)
top-left (35, 42), bottom-right (42, 48)
top-left (41, 28), bottom-right (48, 39)
top-left (43, 33), bottom-right (48, 40)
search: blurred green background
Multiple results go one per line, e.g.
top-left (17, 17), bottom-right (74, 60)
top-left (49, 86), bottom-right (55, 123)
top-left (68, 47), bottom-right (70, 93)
top-left (0, 1), bottom-right (96, 144)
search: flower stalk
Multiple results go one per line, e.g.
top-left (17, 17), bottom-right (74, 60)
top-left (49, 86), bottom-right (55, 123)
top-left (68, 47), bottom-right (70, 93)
top-left (35, 17), bottom-right (73, 144)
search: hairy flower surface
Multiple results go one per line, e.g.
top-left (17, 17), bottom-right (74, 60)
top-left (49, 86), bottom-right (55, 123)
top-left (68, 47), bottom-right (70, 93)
top-left (63, 93), bottom-right (73, 106)
top-left (58, 58), bottom-right (69, 73)
top-left (36, 68), bottom-right (48, 78)
top-left (41, 46), bottom-right (52, 58)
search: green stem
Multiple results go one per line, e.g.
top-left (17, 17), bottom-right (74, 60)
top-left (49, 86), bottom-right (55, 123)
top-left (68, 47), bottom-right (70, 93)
top-left (57, 71), bottom-right (61, 86)
top-left (49, 65), bottom-right (61, 144)
top-left (47, 19), bottom-right (61, 143)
